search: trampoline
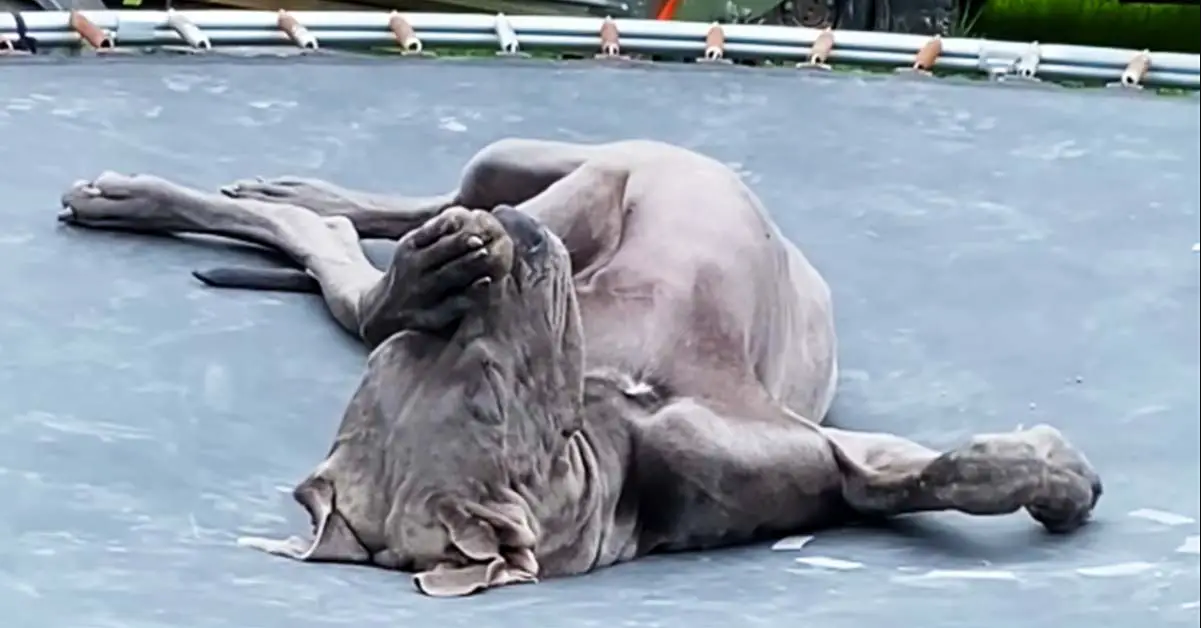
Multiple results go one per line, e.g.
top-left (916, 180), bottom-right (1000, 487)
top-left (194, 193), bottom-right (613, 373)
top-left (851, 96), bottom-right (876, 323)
top-left (1, 54), bottom-right (1198, 628)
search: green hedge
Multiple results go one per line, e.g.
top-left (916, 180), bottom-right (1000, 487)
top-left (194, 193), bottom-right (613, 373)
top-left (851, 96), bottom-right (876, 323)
top-left (973, 0), bottom-right (1200, 53)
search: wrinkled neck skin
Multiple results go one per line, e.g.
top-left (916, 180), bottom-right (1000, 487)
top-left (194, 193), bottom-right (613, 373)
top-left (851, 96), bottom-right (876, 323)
top-left (355, 233), bottom-right (648, 583)
top-left (446, 270), bottom-right (662, 579)
top-left (441, 269), bottom-right (645, 579)
top-left (532, 370), bottom-right (654, 576)
top-left (462, 269), bottom-right (632, 576)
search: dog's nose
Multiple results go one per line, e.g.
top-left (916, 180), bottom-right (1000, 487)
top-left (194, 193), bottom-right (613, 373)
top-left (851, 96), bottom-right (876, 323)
top-left (492, 205), bottom-right (546, 256)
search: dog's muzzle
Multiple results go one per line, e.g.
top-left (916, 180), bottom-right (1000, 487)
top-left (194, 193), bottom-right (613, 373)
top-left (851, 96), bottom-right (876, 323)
top-left (492, 205), bottom-right (547, 262)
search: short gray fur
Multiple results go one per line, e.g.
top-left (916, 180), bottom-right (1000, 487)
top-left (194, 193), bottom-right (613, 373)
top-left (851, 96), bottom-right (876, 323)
top-left (0, 58), bottom-right (1198, 627)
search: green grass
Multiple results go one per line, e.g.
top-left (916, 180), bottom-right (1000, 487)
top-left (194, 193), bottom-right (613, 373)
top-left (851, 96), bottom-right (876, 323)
top-left (972, 0), bottom-right (1200, 53)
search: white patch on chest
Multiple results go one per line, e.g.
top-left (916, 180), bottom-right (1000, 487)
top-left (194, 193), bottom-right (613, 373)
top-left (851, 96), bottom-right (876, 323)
top-left (621, 380), bottom-right (655, 397)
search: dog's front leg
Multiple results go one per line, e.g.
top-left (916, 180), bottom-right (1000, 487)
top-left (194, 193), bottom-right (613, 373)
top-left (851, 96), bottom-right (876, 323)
top-left (356, 207), bottom-right (514, 348)
top-left (59, 172), bottom-right (382, 340)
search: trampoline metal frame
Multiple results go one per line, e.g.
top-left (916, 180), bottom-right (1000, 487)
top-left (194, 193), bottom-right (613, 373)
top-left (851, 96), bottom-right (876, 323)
top-left (2, 9), bottom-right (1199, 90)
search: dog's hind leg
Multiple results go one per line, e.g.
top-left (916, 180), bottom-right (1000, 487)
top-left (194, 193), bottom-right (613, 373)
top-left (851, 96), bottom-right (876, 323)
top-left (220, 174), bottom-right (459, 241)
top-left (220, 138), bottom-right (600, 240)
top-left (218, 139), bottom-right (631, 297)
top-left (825, 425), bottom-right (1103, 533)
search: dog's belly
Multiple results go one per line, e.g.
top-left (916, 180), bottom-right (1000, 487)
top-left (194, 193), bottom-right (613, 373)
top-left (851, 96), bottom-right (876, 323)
top-left (574, 282), bottom-right (664, 371)
top-left (563, 152), bottom-right (835, 415)
top-left (570, 251), bottom-right (829, 409)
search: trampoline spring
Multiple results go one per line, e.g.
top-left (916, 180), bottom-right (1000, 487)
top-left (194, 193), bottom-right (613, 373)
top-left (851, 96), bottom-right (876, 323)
top-left (796, 27), bottom-right (834, 71)
top-left (595, 16), bottom-right (628, 60)
top-left (910, 35), bottom-right (942, 74)
top-left (69, 11), bottom-right (114, 51)
top-left (493, 13), bottom-right (523, 56)
top-left (1013, 41), bottom-right (1042, 81)
top-left (388, 12), bottom-right (424, 55)
top-left (1117, 50), bottom-right (1152, 89)
top-left (598, 18), bottom-right (619, 53)
top-left (166, 9), bottom-right (212, 52)
top-left (278, 10), bottom-right (319, 51)
top-left (698, 23), bottom-right (731, 64)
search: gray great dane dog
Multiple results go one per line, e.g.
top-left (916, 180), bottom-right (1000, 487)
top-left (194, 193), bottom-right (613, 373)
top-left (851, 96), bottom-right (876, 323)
top-left (59, 138), bottom-right (1102, 597)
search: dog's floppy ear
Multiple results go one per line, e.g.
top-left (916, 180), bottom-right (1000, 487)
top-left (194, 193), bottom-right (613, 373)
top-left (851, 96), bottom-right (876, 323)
top-left (412, 501), bottom-right (540, 598)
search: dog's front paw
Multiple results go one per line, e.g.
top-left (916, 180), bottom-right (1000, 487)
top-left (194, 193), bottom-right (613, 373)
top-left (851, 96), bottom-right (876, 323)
top-left (58, 172), bottom-right (179, 229)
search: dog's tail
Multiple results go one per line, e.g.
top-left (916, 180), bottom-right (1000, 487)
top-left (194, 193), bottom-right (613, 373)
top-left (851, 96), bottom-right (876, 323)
top-left (193, 266), bottom-right (320, 294)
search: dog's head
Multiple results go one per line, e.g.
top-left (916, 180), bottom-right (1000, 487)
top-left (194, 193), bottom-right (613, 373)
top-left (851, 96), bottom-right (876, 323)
top-left (490, 205), bottom-right (583, 371)
top-left (377, 209), bottom-right (588, 597)
top-left (476, 205), bottom-right (586, 432)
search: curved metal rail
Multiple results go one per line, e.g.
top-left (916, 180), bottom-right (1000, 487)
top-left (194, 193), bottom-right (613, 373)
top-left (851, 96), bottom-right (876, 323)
top-left (0, 9), bottom-right (1197, 89)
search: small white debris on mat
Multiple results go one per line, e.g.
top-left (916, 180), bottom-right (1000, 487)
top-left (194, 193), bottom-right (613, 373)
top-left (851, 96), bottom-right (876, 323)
top-left (909, 569), bottom-right (1019, 581)
top-left (438, 117), bottom-right (467, 133)
top-left (771, 535), bottom-right (814, 551)
top-left (1075, 562), bottom-right (1157, 578)
top-left (1181, 601), bottom-right (1200, 610)
top-left (794, 556), bottom-right (864, 571)
top-left (1176, 536), bottom-right (1200, 555)
top-left (1128, 508), bottom-right (1196, 526)
top-left (1193, 242), bottom-right (1199, 252)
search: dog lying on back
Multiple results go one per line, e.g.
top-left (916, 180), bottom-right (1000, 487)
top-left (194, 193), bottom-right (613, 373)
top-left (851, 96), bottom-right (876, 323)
top-left (58, 138), bottom-right (1102, 596)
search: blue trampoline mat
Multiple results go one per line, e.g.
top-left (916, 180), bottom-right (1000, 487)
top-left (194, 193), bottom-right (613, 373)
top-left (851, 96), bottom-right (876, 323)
top-left (0, 57), bottom-right (1198, 627)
